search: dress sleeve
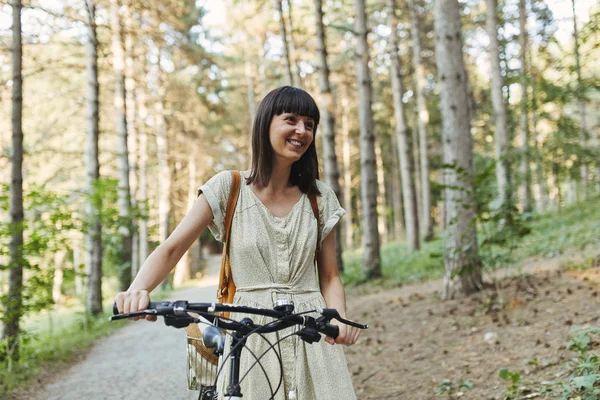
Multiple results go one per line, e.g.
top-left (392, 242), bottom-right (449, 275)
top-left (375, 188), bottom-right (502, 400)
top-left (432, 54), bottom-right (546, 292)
top-left (196, 170), bottom-right (233, 242)
top-left (316, 181), bottom-right (346, 249)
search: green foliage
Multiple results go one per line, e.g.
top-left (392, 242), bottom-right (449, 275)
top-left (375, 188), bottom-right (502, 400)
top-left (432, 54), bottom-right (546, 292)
top-left (434, 378), bottom-right (473, 396)
top-left (85, 178), bottom-right (147, 288)
top-left (499, 368), bottom-right (522, 399)
top-left (0, 184), bottom-right (79, 325)
top-left (499, 327), bottom-right (600, 399)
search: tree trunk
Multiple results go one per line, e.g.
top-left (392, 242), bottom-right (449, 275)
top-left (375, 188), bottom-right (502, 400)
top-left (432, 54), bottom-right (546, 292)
top-left (518, 0), bottom-right (533, 212)
top-left (84, 0), bottom-right (103, 317)
top-left (111, 0), bottom-right (132, 291)
top-left (433, 0), bottom-right (482, 299)
top-left (389, 122), bottom-right (405, 241)
top-left (572, 0), bottom-right (588, 200)
top-left (124, 1), bottom-right (138, 279)
top-left (3, 0), bottom-right (24, 360)
top-left (529, 50), bottom-right (547, 211)
top-left (408, 0), bottom-right (433, 241)
top-left (375, 141), bottom-right (388, 242)
top-left (137, 83), bottom-right (149, 266)
top-left (245, 60), bottom-right (257, 156)
top-left (173, 151), bottom-right (196, 287)
top-left (341, 86), bottom-right (354, 249)
top-left (156, 84), bottom-right (171, 288)
top-left (354, 0), bottom-right (381, 279)
top-left (74, 245), bottom-right (83, 296)
top-left (314, 0), bottom-right (344, 271)
top-left (52, 251), bottom-right (66, 305)
top-left (486, 0), bottom-right (511, 207)
top-left (286, 0), bottom-right (302, 87)
top-left (258, 34), bottom-right (269, 98)
top-left (274, 0), bottom-right (293, 86)
top-left (388, 0), bottom-right (419, 251)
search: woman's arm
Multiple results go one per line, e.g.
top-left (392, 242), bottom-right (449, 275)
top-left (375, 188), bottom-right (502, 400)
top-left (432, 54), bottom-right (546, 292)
top-left (317, 231), bottom-right (360, 346)
top-left (114, 194), bottom-right (214, 317)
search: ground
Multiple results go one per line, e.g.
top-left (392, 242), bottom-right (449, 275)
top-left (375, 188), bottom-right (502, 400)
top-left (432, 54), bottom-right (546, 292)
top-left (345, 250), bottom-right (600, 399)
top-left (7, 250), bottom-right (600, 400)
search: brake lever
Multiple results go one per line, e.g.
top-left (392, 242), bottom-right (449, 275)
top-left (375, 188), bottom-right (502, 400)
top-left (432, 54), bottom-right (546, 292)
top-left (318, 308), bottom-right (369, 329)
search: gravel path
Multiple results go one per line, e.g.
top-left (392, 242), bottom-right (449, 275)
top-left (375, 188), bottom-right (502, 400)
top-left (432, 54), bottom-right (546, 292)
top-left (29, 256), bottom-right (222, 400)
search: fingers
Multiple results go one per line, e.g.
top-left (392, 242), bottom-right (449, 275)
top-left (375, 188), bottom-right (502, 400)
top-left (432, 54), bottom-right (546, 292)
top-left (330, 323), bottom-right (360, 346)
top-left (113, 289), bottom-right (151, 321)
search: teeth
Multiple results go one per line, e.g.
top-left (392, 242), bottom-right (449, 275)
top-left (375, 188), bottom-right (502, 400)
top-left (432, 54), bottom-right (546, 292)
top-left (288, 140), bottom-right (303, 147)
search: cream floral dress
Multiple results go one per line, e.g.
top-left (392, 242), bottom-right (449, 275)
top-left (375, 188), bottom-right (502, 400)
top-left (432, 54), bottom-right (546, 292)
top-left (198, 170), bottom-right (357, 400)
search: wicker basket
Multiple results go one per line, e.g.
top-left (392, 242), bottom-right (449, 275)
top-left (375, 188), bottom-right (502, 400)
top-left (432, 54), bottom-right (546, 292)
top-left (186, 323), bottom-right (219, 397)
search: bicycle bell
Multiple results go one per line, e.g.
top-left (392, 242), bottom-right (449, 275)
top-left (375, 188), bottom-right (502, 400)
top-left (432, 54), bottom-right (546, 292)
top-left (202, 325), bottom-right (226, 353)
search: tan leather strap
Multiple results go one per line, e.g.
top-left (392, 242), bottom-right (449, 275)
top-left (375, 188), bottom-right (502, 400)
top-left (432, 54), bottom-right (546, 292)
top-left (217, 171), bottom-right (241, 317)
top-left (309, 193), bottom-right (319, 265)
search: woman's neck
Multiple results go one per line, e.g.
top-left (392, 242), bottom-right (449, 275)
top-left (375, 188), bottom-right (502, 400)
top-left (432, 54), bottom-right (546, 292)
top-left (258, 159), bottom-right (293, 194)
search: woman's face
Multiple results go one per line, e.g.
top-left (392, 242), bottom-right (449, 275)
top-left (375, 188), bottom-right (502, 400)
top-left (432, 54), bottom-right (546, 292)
top-left (269, 112), bottom-right (315, 165)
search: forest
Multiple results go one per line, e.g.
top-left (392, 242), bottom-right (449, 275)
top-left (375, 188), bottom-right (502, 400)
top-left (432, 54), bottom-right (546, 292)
top-left (1, 0), bottom-right (599, 398)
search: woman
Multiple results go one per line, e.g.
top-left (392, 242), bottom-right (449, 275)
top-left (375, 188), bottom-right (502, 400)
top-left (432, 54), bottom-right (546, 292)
top-left (115, 86), bottom-right (359, 399)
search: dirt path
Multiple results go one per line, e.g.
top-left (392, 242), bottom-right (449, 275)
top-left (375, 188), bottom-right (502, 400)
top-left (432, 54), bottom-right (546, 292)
top-left (14, 255), bottom-right (222, 400)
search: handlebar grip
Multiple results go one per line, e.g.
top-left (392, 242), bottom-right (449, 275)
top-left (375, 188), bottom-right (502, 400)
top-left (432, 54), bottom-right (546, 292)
top-left (322, 323), bottom-right (339, 339)
top-left (112, 301), bottom-right (174, 315)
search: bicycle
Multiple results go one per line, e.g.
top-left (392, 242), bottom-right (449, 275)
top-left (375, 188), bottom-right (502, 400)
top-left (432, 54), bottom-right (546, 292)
top-left (111, 299), bottom-right (368, 400)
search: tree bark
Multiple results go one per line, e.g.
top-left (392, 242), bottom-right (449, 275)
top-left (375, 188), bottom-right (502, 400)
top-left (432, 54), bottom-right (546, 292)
top-left (341, 86), bottom-right (354, 249)
top-left (258, 34), bottom-right (269, 98)
top-left (572, 0), bottom-right (588, 200)
top-left (137, 84), bottom-right (149, 266)
top-left (375, 141), bottom-right (388, 242)
top-left (3, 0), bottom-right (24, 359)
top-left (486, 0), bottom-right (511, 207)
top-left (156, 82), bottom-right (171, 288)
top-left (83, 0), bottom-right (103, 317)
top-left (314, 0), bottom-right (344, 271)
top-left (354, 0), bottom-right (381, 278)
top-left (408, 0), bottom-right (433, 241)
top-left (433, 0), bottom-right (482, 299)
top-left (111, 0), bottom-right (133, 291)
top-left (518, 0), bottom-right (533, 212)
top-left (173, 151), bottom-right (196, 287)
top-left (274, 0), bottom-right (293, 86)
top-left (389, 122), bottom-right (405, 241)
top-left (286, 0), bottom-right (302, 87)
top-left (52, 251), bottom-right (66, 305)
top-left (245, 60), bottom-right (257, 156)
top-left (529, 50), bottom-right (547, 211)
top-left (388, 0), bottom-right (419, 251)
top-left (124, 0), bottom-right (138, 279)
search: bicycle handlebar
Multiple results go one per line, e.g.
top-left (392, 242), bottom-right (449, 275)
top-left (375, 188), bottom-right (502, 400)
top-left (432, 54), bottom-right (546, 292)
top-left (111, 300), bottom-right (368, 341)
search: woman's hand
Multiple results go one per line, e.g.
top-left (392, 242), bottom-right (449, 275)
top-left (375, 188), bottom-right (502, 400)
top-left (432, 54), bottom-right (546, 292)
top-left (324, 321), bottom-right (360, 346)
top-left (113, 289), bottom-right (156, 322)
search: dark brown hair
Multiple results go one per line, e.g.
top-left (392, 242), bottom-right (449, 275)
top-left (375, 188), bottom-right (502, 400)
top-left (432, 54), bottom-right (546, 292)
top-left (246, 86), bottom-right (321, 195)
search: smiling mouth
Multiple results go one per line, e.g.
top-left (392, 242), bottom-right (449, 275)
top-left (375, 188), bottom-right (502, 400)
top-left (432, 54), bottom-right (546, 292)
top-left (287, 139), bottom-right (304, 148)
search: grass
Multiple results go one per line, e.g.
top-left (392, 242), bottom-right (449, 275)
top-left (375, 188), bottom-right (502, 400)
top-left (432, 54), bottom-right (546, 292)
top-left (341, 197), bottom-right (600, 288)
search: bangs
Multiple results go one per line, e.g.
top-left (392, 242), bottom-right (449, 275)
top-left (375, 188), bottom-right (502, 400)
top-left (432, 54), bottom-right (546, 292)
top-left (271, 87), bottom-right (320, 125)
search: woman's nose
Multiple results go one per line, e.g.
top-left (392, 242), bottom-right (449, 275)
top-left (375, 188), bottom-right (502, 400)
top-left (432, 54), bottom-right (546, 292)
top-left (296, 121), bottom-right (307, 134)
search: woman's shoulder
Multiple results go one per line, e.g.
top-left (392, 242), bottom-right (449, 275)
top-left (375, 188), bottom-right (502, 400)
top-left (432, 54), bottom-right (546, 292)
top-left (314, 179), bottom-right (334, 195)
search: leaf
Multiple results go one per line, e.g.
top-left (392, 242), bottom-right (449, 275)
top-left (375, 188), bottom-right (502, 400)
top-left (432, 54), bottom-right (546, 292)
top-left (571, 374), bottom-right (600, 391)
